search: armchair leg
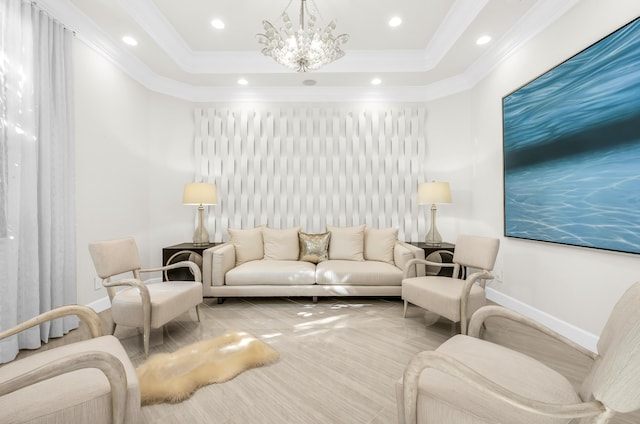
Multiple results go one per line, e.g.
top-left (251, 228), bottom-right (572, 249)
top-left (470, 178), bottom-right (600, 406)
top-left (143, 328), bottom-right (150, 357)
top-left (195, 304), bottom-right (201, 322)
top-left (403, 301), bottom-right (408, 318)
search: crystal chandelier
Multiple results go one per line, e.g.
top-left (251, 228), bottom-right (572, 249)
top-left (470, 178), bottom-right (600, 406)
top-left (256, 0), bottom-right (349, 72)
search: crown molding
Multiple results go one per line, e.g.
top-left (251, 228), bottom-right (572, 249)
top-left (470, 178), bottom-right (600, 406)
top-left (37, 0), bottom-right (577, 103)
top-left (180, 74), bottom-right (474, 104)
top-left (423, 0), bottom-right (489, 68)
top-left (117, 0), bottom-right (489, 74)
top-left (465, 0), bottom-right (579, 87)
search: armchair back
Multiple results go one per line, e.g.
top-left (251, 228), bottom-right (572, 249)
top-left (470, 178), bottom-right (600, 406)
top-left (580, 282), bottom-right (640, 413)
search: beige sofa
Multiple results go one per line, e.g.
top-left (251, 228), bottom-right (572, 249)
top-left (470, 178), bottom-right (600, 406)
top-left (201, 225), bottom-right (425, 299)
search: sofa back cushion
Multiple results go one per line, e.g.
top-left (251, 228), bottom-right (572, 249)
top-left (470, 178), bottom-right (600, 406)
top-left (364, 227), bottom-right (398, 264)
top-left (263, 227), bottom-right (300, 260)
top-left (327, 225), bottom-right (365, 261)
top-left (228, 226), bottom-right (264, 265)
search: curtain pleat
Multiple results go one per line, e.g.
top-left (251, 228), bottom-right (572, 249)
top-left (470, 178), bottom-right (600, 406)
top-left (0, 0), bottom-right (77, 363)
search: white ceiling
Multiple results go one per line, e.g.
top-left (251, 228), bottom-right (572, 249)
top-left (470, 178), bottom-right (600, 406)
top-left (38, 0), bottom-right (578, 102)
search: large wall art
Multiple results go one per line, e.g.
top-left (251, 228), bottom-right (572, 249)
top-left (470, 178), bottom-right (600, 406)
top-left (503, 17), bottom-right (640, 254)
top-left (194, 104), bottom-right (430, 242)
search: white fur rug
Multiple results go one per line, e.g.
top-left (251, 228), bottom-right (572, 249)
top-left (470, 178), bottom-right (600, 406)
top-left (136, 330), bottom-right (280, 404)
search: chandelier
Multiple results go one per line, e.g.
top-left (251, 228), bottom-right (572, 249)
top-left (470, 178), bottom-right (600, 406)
top-left (256, 0), bottom-right (349, 72)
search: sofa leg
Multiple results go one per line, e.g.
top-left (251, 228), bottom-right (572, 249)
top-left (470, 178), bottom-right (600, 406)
top-left (403, 300), bottom-right (408, 318)
top-left (312, 296), bottom-right (318, 304)
top-left (217, 297), bottom-right (225, 304)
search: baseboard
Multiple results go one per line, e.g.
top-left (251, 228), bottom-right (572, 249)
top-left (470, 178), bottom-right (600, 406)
top-left (85, 296), bottom-right (111, 313)
top-left (486, 287), bottom-right (599, 353)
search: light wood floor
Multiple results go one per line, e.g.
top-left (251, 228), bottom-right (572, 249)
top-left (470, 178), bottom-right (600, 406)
top-left (11, 297), bottom-right (640, 423)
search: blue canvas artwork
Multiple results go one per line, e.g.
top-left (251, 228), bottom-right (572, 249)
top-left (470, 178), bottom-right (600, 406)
top-left (503, 17), bottom-right (640, 255)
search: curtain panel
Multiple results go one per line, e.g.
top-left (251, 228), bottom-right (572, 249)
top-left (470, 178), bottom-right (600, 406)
top-left (0, 0), bottom-right (77, 363)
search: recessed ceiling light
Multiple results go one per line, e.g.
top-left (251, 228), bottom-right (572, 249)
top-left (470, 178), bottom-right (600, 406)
top-left (371, 78), bottom-right (382, 85)
top-left (238, 78), bottom-right (248, 85)
top-left (122, 35), bottom-right (138, 46)
top-left (388, 16), bottom-right (402, 28)
top-left (211, 19), bottom-right (225, 30)
top-left (302, 79), bottom-right (317, 86)
top-left (476, 35), bottom-right (491, 45)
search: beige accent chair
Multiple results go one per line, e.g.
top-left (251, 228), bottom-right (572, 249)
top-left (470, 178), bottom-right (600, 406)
top-left (402, 234), bottom-right (500, 334)
top-left (0, 305), bottom-right (140, 424)
top-left (397, 281), bottom-right (640, 424)
top-left (89, 237), bottom-right (203, 356)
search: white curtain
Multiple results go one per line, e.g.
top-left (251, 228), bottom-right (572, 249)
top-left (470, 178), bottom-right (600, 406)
top-left (0, 0), bottom-right (77, 363)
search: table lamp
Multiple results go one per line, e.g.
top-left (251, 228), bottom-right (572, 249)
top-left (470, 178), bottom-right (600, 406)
top-left (183, 183), bottom-right (217, 246)
top-left (418, 181), bottom-right (452, 246)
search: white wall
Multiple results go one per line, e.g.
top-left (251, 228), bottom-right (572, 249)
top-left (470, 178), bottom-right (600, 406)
top-left (146, 91), bottom-right (197, 260)
top-left (74, 40), bottom-right (194, 305)
top-left (470, 0), bottom-right (640, 339)
top-left (193, 104), bottom-right (447, 242)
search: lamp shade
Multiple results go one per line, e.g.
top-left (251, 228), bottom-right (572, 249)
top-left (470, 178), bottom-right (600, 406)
top-left (417, 182), bottom-right (452, 205)
top-left (183, 183), bottom-right (217, 205)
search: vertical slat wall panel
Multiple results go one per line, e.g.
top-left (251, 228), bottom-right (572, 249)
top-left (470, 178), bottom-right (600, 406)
top-left (193, 105), bottom-right (429, 241)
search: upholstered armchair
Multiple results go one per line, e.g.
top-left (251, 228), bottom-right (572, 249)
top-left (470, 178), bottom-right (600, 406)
top-left (89, 237), bottom-right (203, 356)
top-left (402, 234), bottom-right (500, 334)
top-left (0, 305), bottom-right (140, 424)
top-left (397, 281), bottom-right (640, 424)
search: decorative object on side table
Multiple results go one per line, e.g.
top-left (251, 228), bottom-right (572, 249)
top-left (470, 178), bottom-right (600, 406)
top-left (163, 242), bottom-right (221, 281)
top-left (408, 242), bottom-right (456, 277)
top-left (183, 182), bottom-right (217, 246)
top-left (417, 181), bottom-right (452, 246)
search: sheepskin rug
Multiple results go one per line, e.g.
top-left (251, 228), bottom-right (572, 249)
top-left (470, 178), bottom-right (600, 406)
top-left (136, 330), bottom-right (280, 404)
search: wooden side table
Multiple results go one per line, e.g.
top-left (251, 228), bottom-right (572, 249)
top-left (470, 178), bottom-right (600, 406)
top-left (407, 242), bottom-right (457, 277)
top-left (162, 242), bottom-right (222, 281)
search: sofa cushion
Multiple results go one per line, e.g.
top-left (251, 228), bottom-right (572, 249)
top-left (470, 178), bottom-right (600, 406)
top-left (228, 226), bottom-right (264, 265)
top-left (316, 260), bottom-right (402, 286)
top-left (263, 226), bottom-right (300, 260)
top-left (298, 232), bottom-right (331, 263)
top-left (225, 260), bottom-right (316, 286)
top-left (364, 227), bottom-right (398, 264)
top-left (327, 225), bottom-right (365, 261)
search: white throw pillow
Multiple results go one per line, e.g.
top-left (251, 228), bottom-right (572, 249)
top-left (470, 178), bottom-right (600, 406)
top-left (228, 226), bottom-right (264, 265)
top-left (327, 225), bottom-right (365, 261)
top-left (263, 227), bottom-right (300, 260)
top-left (364, 227), bottom-right (398, 264)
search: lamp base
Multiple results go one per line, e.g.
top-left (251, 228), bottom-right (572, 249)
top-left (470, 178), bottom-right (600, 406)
top-left (425, 204), bottom-right (442, 246)
top-left (192, 205), bottom-right (210, 247)
top-left (424, 234), bottom-right (442, 247)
